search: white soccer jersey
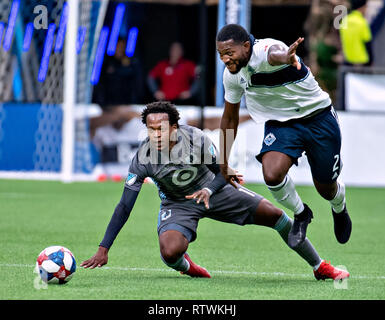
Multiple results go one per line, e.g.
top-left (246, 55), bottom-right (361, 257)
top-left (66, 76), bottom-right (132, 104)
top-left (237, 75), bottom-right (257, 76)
top-left (223, 38), bottom-right (331, 123)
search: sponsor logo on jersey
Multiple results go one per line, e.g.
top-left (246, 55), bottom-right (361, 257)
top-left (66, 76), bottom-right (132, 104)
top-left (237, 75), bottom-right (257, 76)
top-left (172, 167), bottom-right (198, 186)
top-left (264, 133), bottom-right (276, 146)
top-left (240, 77), bottom-right (246, 84)
top-left (125, 172), bottom-right (137, 186)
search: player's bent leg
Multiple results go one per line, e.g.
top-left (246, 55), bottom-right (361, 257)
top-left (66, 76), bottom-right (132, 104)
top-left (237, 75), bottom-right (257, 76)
top-left (262, 151), bottom-right (293, 186)
top-left (159, 230), bottom-right (190, 273)
top-left (262, 152), bottom-right (313, 248)
top-left (313, 178), bottom-right (352, 244)
top-left (158, 230), bottom-right (210, 278)
top-left (269, 210), bottom-right (349, 280)
top-left (251, 199), bottom-right (321, 272)
top-left (313, 179), bottom-right (338, 201)
top-left (252, 198), bottom-right (283, 228)
top-left (272, 211), bottom-right (321, 268)
top-left (262, 152), bottom-right (306, 216)
top-left (159, 229), bottom-right (188, 266)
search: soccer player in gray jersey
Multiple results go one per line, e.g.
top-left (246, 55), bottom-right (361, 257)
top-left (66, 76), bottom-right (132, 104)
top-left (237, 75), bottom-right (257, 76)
top-left (81, 101), bottom-right (349, 281)
top-left (216, 24), bottom-right (352, 250)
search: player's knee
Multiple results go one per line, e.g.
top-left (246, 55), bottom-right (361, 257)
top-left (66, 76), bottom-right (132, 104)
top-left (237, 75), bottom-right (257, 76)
top-left (319, 190), bottom-right (335, 200)
top-left (263, 171), bottom-right (286, 187)
top-left (314, 180), bottom-right (338, 200)
top-left (160, 246), bottom-right (185, 264)
top-left (160, 249), bottom-right (177, 264)
top-left (262, 152), bottom-right (292, 186)
top-left (159, 231), bottom-right (188, 264)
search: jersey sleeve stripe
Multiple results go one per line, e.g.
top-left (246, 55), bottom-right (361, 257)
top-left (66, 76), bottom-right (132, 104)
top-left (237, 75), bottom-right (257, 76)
top-left (250, 61), bottom-right (309, 88)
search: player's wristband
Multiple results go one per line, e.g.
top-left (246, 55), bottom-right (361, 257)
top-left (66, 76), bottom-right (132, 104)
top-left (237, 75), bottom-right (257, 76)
top-left (203, 187), bottom-right (213, 196)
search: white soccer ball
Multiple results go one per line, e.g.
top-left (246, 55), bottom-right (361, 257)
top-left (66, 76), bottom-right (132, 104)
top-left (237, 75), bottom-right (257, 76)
top-left (35, 246), bottom-right (76, 284)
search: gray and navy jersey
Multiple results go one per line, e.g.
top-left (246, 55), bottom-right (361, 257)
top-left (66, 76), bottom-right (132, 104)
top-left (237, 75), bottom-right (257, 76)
top-left (124, 125), bottom-right (218, 200)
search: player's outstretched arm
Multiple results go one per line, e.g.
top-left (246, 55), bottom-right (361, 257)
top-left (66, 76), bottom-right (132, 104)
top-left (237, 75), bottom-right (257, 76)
top-left (81, 188), bottom-right (140, 269)
top-left (267, 37), bottom-right (304, 70)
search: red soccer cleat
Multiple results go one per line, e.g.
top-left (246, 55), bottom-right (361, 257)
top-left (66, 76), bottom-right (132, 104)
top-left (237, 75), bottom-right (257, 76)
top-left (314, 260), bottom-right (350, 281)
top-left (181, 253), bottom-right (211, 278)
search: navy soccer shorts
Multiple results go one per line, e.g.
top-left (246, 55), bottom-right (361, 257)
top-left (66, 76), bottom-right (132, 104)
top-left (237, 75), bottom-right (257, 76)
top-left (256, 106), bottom-right (342, 184)
top-left (157, 184), bottom-right (263, 243)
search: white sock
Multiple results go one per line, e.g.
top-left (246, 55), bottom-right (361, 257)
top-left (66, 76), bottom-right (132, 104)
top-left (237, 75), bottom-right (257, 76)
top-left (160, 254), bottom-right (190, 272)
top-left (330, 181), bottom-right (346, 213)
top-left (267, 175), bottom-right (305, 215)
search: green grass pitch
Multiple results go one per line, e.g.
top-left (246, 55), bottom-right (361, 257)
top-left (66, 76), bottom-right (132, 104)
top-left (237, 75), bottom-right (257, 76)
top-left (1, 179), bottom-right (385, 300)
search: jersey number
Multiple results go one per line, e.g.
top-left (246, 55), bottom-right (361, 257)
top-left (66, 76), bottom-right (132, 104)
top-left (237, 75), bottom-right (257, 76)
top-left (332, 154), bottom-right (340, 180)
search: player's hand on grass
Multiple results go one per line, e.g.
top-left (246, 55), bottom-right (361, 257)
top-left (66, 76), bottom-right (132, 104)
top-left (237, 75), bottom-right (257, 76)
top-left (185, 189), bottom-right (211, 209)
top-left (80, 246), bottom-right (108, 269)
top-left (287, 37), bottom-right (304, 70)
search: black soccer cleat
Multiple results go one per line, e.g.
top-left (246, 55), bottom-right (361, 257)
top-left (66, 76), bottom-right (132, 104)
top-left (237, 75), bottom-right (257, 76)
top-left (288, 204), bottom-right (313, 249)
top-left (332, 205), bottom-right (352, 244)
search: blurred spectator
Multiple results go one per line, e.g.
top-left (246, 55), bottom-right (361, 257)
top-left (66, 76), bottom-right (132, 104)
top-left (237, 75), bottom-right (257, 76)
top-left (92, 38), bottom-right (144, 108)
top-left (315, 28), bottom-right (343, 103)
top-left (186, 114), bottom-right (251, 131)
top-left (304, 0), bottom-right (346, 103)
top-left (340, 0), bottom-right (373, 66)
top-left (90, 105), bottom-right (142, 179)
top-left (147, 42), bottom-right (199, 105)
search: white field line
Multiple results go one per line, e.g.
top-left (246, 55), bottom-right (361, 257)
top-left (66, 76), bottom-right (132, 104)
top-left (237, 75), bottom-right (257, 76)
top-left (0, 193), bottom-right (35, 198)
top-left (1, 263), bottom-right (385, 281)
top-left (0, 192), bottom-right (50, 198)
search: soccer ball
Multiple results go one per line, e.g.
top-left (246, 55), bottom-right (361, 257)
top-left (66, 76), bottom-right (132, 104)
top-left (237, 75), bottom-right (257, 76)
top-left (36, 246), bottom-right (76, 284)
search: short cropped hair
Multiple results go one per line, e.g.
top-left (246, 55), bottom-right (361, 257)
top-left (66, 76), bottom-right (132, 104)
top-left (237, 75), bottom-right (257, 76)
top-left (351, 0), bottom-right (367, 10)
top-left (216, 24), bottom-right (249, 44)
top-left (141, 101), bottom-right (180, 127)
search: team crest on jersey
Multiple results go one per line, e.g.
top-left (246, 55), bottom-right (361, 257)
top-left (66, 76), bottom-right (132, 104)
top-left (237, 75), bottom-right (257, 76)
top-left (125, 172), bottom-right (137, 186)
top-left (160, 209), bottom-right (172, 221)
top-left (264, 133), bottom-right (276, 146)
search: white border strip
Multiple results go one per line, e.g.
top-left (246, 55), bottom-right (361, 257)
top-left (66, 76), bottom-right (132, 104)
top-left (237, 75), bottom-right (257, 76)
top-left (1, 263), bottom-right (384, 281)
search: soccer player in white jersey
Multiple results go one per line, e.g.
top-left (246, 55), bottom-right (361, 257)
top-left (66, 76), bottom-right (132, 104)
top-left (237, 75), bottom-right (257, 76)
top-left (216, 24), bottom-right (352, 249)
